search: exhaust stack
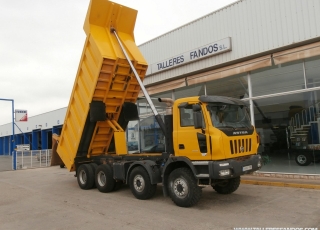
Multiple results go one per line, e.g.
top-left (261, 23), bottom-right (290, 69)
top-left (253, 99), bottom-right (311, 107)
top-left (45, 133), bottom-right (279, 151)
top-left (158, 98), bottom-right (174, 115)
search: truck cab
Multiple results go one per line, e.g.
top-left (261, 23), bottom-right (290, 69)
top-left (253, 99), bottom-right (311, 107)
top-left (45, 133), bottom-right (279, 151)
top-left (173, 95), bottom-right (259, 161)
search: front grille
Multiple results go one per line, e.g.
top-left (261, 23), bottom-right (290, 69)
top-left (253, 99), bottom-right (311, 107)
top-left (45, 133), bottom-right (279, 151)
top-left (230, 138), bottom-right (251, 154)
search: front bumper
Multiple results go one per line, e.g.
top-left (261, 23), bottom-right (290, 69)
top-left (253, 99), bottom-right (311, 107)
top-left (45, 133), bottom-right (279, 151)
top-left (195, 154), bottom-right (262, 179)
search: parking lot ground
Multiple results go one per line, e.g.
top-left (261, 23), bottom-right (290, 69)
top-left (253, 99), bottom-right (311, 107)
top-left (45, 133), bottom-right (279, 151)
top-left (0, 156), bottom-right (12, 172)
top-left (0, 166), bottom-right (320, 230)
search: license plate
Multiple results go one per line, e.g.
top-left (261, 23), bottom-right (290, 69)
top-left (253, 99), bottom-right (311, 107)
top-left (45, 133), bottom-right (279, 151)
top-left (243, 165), bottom-right (252, 171)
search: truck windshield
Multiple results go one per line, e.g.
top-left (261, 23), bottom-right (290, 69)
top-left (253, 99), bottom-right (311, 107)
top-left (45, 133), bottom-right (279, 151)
top-left (207, 103), bottom-right (251, 129)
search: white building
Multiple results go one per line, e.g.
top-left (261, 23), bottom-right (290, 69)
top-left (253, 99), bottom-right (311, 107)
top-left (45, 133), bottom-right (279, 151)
top-left (1, 0), bottom-right (320, 175)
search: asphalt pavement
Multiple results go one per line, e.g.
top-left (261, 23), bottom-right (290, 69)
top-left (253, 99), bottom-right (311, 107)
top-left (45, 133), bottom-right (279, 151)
top-left (0, 156), bottom-right (12, 171)
top-left (0, 166), bottom-right (319, 230)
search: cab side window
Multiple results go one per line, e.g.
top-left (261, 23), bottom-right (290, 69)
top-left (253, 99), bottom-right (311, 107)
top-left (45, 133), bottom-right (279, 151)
top-left (180, 106), bottom-right (194, 127)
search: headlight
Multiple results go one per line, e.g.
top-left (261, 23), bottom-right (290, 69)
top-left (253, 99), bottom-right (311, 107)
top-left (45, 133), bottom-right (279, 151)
top-left (219, 169), bottom-right (231, 176)
top-left (257, 161), bottom-right (262, 168)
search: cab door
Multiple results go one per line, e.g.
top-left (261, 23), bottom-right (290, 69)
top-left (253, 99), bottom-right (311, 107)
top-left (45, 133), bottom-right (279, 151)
top-left (175, 104), bottom-right (211, 160)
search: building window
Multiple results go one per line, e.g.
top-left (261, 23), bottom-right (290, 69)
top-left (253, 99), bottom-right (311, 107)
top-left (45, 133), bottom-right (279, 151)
top-left (251, 60), bottom-right (304, 97)
top-left (305, 56), bottom-right (320, 88)
top-left (205, 73), bottom-right (248, 99)
top-left (174, 84), bottom-right (206, 99)
top-left (253, 91), bottom-right (320, 174)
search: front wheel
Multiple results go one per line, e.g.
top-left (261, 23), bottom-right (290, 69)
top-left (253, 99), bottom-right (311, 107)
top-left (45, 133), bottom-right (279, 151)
top-left (295, 152), bottom-right (311, 166)
top-left (168, 168), bottom-right (202, 207)
top-left (212, 177), bottom-right (240, 194)
top-left (129, 166), bottom-right (157, 200)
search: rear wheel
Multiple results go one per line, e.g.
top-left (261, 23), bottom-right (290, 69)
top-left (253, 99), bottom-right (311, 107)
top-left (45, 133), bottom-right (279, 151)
top-left (113, 181), bottom-right (123, 191)
top-left (129, 166), bottom-right (157, 200)
top-left (212, 177), bottom-right (240, 194)
top-left (90, 163), bottom-right (98, 188)
top-left (77, 164), bottom-right (95, 190)
top-left (168, 168), bottom-right (202, 207)
top-left (95, 164), bottom-right (115, 193)
top-left (295, 152), bottom-right (311, 166)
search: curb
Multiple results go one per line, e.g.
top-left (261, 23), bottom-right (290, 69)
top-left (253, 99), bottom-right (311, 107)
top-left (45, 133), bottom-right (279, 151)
top-left (241, 179), bottom-right (320, 190)
top-left (252, 171), bottom-right (320, 180)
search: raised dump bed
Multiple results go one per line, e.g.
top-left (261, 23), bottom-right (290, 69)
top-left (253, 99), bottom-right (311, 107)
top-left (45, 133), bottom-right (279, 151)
top-left (55, 0), bottom-right (148, 171)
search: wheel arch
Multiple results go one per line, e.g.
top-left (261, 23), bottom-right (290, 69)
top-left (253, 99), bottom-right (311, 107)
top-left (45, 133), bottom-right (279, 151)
top-left (162, 157), bottom-right (197, 197)
top-left (126, 160), bottom-right (161, 185)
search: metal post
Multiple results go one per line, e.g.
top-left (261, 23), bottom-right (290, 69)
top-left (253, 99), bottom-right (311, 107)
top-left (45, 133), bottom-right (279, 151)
top-left (137, 99), bottom-right (141, 152)
top-left (204, 83), bottom-right (207, 96)
top-left (0, 98), bottom-right (16, 170)
top-left (21, 150), bottom-right (24, 169)
top-left (303, 60), bottom-right (307, 89)
top-left (31, 149), bottom-right (32, 168)
top-left (12, 100), bottom-right (16, 170)
top-left (247, 73), bottom-right (255, 126)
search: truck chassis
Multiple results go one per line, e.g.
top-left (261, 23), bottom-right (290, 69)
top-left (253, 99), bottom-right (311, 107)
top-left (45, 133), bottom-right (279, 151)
top-left (74, 153), bottom-right (260, 207)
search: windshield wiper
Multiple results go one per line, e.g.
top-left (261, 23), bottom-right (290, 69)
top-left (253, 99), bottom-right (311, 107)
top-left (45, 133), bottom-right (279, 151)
top-left (239, 124), bottom-right (252, 129)
top-left (219, 126), bottom-right (235, 129)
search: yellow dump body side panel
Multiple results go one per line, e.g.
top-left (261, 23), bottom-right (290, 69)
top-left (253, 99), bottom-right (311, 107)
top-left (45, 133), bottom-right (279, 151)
top-left (57, 0), bottom-right (148, 172)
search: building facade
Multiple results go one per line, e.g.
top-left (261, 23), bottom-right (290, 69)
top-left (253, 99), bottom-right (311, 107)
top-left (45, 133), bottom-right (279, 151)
top-left (1, 0), bottom-right (320, 175)
top-left (0, 108), bottom-right (65, 154)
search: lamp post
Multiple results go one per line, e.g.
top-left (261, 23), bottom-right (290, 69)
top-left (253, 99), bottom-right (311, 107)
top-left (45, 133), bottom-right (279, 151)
top-left (0, 98), bottom-right (15, 170)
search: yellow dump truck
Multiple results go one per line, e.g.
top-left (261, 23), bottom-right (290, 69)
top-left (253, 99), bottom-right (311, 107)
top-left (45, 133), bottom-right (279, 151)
top-left (52, 0), bottom-right (262, 207)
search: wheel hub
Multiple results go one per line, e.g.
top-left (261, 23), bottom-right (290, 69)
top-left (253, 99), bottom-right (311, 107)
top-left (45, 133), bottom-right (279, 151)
top-left (134, 175), bottom-right (145, 192)
top-left (97, 171), bottom-right (106, 186)
top-left (177, 184), bottom-right (183, 193)
top-left (297, 155), bottom-right (307, 164)
top-left (173, 178), bottom-right (188, 198)
top-left (79, 170), bottom-right (87, 184)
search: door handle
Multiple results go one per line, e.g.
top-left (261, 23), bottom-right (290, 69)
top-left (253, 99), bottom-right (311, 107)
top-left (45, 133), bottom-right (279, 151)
top-left (179, 144), bottom-right (185, 149)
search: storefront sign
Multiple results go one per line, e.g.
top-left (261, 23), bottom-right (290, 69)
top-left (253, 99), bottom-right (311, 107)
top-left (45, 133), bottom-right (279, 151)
top-left (16, 144), bottom-right (30, 151)
top-left (151, 37), bottom-right (232, 74)
top-left (15, 109), bottom-right (28, 122)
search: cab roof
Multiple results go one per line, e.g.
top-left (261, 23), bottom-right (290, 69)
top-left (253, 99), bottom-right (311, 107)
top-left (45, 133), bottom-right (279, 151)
top-left (199, 95), bottom-right (248, 106)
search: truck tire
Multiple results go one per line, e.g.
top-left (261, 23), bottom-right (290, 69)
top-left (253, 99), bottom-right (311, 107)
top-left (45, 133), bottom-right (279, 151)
top-left (77, 164), bottom-right (95, 190)
top-left (168, 168), bottom-right (202, 207)
top-left (295, 152), bottom-right (311, 166)
top-left (212, 177), bottom-right (240, 194)
top-left (90, 163), bottom-right (98, 173)
top-left (90, 163), bottom-right (98, 188)
top-left (129, 166), bottom-right (157, 200)
top-left (113, 181), bottom-right (123, 191)
top-left (95, 164), bottom-right (115, 193)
